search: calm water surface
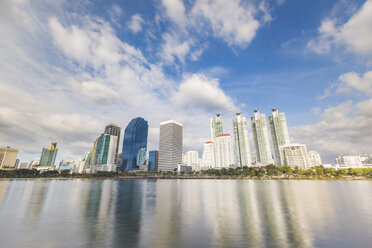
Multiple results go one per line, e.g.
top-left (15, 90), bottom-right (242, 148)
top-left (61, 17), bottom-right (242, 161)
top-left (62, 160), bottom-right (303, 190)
top-left (0, 179), bottom-right (371, 248)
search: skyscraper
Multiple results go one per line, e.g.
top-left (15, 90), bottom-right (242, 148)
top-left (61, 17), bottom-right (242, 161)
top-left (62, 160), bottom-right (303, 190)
top-left (210, 114), bottom-right (223, 142)
top-left (201, 141), bottom-right (215, 168)
top-left (120, 117), bottom-right (148, 172)
top-left (214, 134), bottom-right (235, 167)
top-left (92, 133), bottom-right (118, 172)
top-left (233, 113), bottom-right (252, 167)
top-left (269, 108), bottom-right (290, 166)
top-left (39, 143), bottom-right (58, 166)
top-left (0, 147), bottom-right (19, 169)
top-left (104, 123), bottom-right (121, 170)
top-left (158, 120), bottom-right (183, 172)
top-left (148, 150), bottom-right (159, 172)
top-left (251, 110), bottom-right (274, 165)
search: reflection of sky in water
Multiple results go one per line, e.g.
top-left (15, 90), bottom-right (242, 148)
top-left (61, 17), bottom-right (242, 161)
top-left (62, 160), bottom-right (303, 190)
top-left (0, 179), bottom-right (371, 248)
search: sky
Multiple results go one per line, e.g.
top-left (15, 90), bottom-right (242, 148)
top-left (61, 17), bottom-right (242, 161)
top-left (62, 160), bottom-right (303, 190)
top-left (1, 0), bottom-right (372, 164)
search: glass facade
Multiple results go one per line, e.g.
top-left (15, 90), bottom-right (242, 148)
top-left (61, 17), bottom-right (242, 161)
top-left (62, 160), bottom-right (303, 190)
top-left (39, 143), bottom-right (58, 166)
top-left (148, 150), bottom-right (158, 172)
top-left (94, 134), bottom-right (111, 165)
top-left (120, 117), bottom-right (148, 172)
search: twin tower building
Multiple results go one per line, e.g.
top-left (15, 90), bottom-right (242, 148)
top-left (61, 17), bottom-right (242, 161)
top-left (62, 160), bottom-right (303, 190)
top-left (202, 108), bottom-right (290, 168)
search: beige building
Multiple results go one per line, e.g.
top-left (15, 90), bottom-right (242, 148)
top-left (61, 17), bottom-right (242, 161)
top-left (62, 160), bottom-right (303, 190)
top-left (19, 163), bottom-right (29, 169)
top-left (279, 144), bottom-right (309, 169)
top-left (0, 147), bottom-right (19, 169)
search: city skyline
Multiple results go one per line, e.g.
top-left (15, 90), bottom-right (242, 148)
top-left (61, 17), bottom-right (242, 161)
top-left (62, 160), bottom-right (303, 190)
top-left (1, 0), bottom-right (372, 165)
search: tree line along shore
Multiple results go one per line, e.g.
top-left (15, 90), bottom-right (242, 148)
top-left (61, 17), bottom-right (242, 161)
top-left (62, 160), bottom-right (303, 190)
top-left (0, 165), bottom-right (371, 179)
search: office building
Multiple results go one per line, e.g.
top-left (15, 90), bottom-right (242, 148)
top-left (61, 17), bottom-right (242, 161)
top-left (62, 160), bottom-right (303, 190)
top-left (210, 114), bottom-right (223, 142)
top-left (307, 151), bottom-right (322, 167)
top-left (92, 133), bottom-right (118, 172)
top-left (104, 123), bottom-right (121, 170)
top-left (19, 163), bottom-right (29, 169)
top-left (184, 150), bottom-right (200, 171)
top-left (14, 159), bottom-right (20, 169)
top-left (120, 117), bottom-right (148, 171)
top-left (214, 134), bottom-right (235, 167)
top-left (269, 108), bottom-right (290, 166)
top-left (0, 147), bottom-right (19, 169)
top-left (39, 143), bottom-right (58, 166)
top-left (279, 144), bottom-right (309, 169)
top-left (158, 120), bottom-right (183, 172)
top-left (251, 110), bottom-right (274, 165)
top-left (233, 112), bottom-right (252, 167)
top-left (201, 141), bottom-right (215, 168)
top-left (148, 150), bottom-right (159, 172)
top-left (335, 155), bottom-right (363, 168)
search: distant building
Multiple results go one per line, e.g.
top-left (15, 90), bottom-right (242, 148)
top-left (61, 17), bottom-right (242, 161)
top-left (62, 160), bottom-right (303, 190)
top-left (158, 120), bottom-right (183, 172)
top-left (184, 151), bottom-right (200, 171)
top-left (29, 158), bottom-right (40, 169)
top-left (233, 112), bottom-right (252, 167)
top-left (269, 108), bottom-right (290, 166)
top-left (279, 144), bottom-right (309, 169)
top-left (210, 114), bottom-right (223, 142)
top-left (201, 141), bottom-right (215, 168)
top-left (14, 159), bottom-right (20, 169)
top-left (251, 110), bottom-right (274, 165)
top-left (307, 151), bottom-right (322, 167)
top-left (148, 150), bottom-right (159, 172)
top-left (120, 117), bottom-right (148, 172)
top-left (214, 134), bottom-right (234, 167)
top-left (335, 155), bottom-right (363, 168)
top-left (59, 160), bottom-right (75, 171)
top-left (92, 133), bottom-right (118, 172)
top-left (104, 123), bottom-right (121, 170)
top-left (19, 163), bottom-right (29, 169)
top-left (0, 147), bottom-right (19, 169)
top-left (136, 147), bottom-right (147, 167)
top-left (39, 143), bottom-right (58, 166)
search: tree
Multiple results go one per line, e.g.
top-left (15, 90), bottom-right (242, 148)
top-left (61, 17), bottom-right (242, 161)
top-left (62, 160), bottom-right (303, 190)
top-left (256, 168), bottom-right (265, 177)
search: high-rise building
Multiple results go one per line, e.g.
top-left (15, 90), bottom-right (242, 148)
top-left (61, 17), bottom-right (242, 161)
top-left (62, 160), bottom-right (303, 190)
top-left (335, 155), bottom-right (363, 168)
top-left (201, 141), bottom-right (215, 168)
top-left (136, 147), bottom-right (147, 167)
top-left (104, 123), bottom-right (121, 170)
top-left (158, 120), bottom-right (183, 172)
top-left (233, 112), bottom-right (252, 167)
top-left (210, 114), bottom-right (223, 142)
top-left (279, 144), bottom-right (309, 169)
top-left (269, 108), bottom-right (290, 166)
top-left (120, 117), bottom-right (148, 172)
top-left (14, 159), bottom-right (20, 169)
top-left (0, 147), bottom-right (19, 169)
top-left (251, 110), bottom-right (274, 165)
top-left (214, 134), bottom-right (235, 167)
top-left (307, 151), bottom-right (322, 167)
top-left (88, 138), bottom-right (99, 172)
top-left (92, 133), bottom-right (118, 172)
top-left (184, 151), bottom-right (200, 171)
top-left (148, 150), bottom-right (159, 172)
top-left (39, 143), bottom-right (58, 166)
top-left (82, 151), bottom-right (92, 173)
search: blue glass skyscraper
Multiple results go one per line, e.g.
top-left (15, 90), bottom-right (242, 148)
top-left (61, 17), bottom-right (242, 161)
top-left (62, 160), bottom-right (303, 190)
top-left (148, 150), bottom-right (158, 172)
top-left (120, 117), bottom-right (148, 172)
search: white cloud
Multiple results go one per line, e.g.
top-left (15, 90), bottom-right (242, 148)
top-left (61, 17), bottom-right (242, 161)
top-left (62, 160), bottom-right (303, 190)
top-left (291, 100), bottom-right (372, 162)
top-left (161, 0), bottom-right (187, 26)
top-left (191, 0), bottom-right (262, 48)
top-left (172, 74), bottom-right (237, 112)
top-left (128, 14), bottom-right (145, 33)
top-left (320, 71), bottom-right (372, 98)
top-left (308, 0), bottom-right (372, 59)
top-left (160, 32), bottom-right (192, 64)
top-left (0, 1), bottom-right (239, 163)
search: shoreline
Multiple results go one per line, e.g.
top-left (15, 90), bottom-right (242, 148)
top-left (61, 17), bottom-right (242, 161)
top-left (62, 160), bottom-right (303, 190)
top-left (0, 176), bottom-right (371, 180)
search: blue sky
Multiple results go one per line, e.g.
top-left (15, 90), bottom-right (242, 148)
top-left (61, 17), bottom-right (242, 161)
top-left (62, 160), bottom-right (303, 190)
top-left (1, 0), bottom-right (372, 164)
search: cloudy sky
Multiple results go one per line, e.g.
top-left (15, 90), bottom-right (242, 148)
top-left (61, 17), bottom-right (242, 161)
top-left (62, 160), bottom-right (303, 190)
top-left (1, 0), bottom-right (371, 164)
